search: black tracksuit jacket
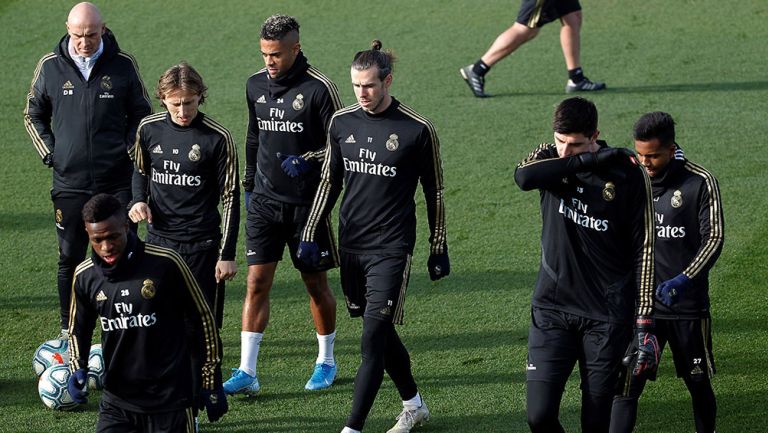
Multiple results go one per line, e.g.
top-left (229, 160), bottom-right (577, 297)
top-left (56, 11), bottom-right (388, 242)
top-left (24, 30), bottom-right (151, 193)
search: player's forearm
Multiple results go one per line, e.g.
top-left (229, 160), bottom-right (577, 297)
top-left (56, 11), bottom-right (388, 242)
top-left (218, 192), bottom-right (240, 261)
top-left (243, 132), bottom-right (259, 191)
top-left (131, 168), bottom-right (149, 204)
top-left (424, 187), bottom-right (448, 254)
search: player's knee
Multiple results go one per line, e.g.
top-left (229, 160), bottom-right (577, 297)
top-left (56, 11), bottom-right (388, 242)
top-left (527, 410), bottom-right (556, 433)
top-left (361, 317), bottom-right (392, 360)
top-left (302, 274), bottom-right (333, 302)
top-left (246, 272), bottom-right (272, 297)
top-left (526, 396), bottom-right (559, 431)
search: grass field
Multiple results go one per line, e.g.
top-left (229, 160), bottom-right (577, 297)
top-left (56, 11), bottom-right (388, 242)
top-left (1, 0), bottom-right (767, 432)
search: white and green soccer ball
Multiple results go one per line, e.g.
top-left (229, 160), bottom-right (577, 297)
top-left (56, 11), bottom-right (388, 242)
top-left (38, 364), bottom-right (78, 410)
top-left (87, 344), bottom-right (105, 390)
top-left (32, 339), bottom-right (69, 377)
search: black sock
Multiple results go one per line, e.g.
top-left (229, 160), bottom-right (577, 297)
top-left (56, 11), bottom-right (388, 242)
top-left (568, 67), bottom-right (585, 83)
top-left (472, 60), bottom-right (490, 77)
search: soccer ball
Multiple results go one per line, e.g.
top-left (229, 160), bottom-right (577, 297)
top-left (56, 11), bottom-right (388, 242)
top-left (32, 339), bottom-right (69, 377)
top-left (87, 344), bottom-right (105, 390)
top-left (38, 364), bottom-right (78, 410)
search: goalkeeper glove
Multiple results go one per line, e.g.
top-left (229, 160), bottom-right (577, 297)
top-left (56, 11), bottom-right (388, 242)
top-left (278, 153), bottom-right (312, 178)
top-left (427, 249), bottom-right (450, 281)
top-left (627, 316), bottom-right (660, 378)
top-left (67, 368), bottom-right (88, 404)
top-left (297, 241), bottom-right (320, 267)
top-left (656, 273), bottom-right (691, 307)
top-left (200, 387), bottom-right (228, 422)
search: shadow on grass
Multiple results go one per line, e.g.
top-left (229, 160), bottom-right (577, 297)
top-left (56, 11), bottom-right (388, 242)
top-left (470, 80), bottom-right (768, 99)
top-left (608, 80), bottom-right (768, 94)
top-left (0, 293), bottom-right (57, 312)
top-left (0, 211), bottom-right (51, 232)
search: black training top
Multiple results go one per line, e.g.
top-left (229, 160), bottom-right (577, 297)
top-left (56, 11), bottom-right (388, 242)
top-left (130, 112), bottom-right (240, 261)
top-left (515, 142), bottom-right (655, 324)
top-left (243, 52), bottom-right (343, 205)
top-left (69, 236), bottom-right (221, 412)
top-left (302, 98), bottom-right (447, 256)
top-left (650, 158), bottom-right (724, 318)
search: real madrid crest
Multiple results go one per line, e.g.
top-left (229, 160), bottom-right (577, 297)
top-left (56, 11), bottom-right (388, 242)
top-left (55, 209), bottom-right (63, 224)
top-left (141, 279), bottom-right (156, 299)
top-left (671, 190), bottom-right (683, 208)
top-left (386, 134), bottom-right (399, 151)
top-left (602, 182), bottom-right (616, 201)
top-left (189, 144), bottom-right (201, 162)
top-left (292, 93), bottom-right (304, 111)
top-left (100, 75), bottom-right (113, 91)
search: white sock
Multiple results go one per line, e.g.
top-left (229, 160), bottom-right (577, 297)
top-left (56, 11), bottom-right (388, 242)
top-left (403, 391), bottom-right (423, 409)
top-left (340, 427), bottom-right (360, 433)
top-left (239, 331), bottom-right (263, 377)
top-left (316, 331), bottom-right (336, 365)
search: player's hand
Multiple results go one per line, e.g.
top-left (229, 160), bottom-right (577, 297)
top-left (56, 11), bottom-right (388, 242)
top-left (633, 331), bottom-right (660, 377)
top-left (656, 273), bottom-right (691, 306)
top-left (200, 387), bottom-right (228, 422)
top-left (42, 153), bottom-right (54, 168)
top-left (297, 241), bottom-right (320, 267)
top-left (630, 316), bottom-right (659, 377)
top-left (215, 260), bottom-right (237, 283)
top-left (67, 368), bottom-right (88, 404)
top-left (128, 202), bottom-right (152, 224)
top-left (244, 191), bottom-right (252, 212)
top-left (427, 251), bottom-right (450, 281)
top-left (277, 153), bottom-right (311, 178)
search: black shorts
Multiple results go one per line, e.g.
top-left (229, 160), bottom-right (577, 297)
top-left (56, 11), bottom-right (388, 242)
top-left (517, 0), bottom-right (582, 28)
top-left (245, 193), bottom-right (338, 272)
top-left (145, 233), bottom-right (224, 328)
top-left (340, 252), bottom-right (412, 325)
top-left (526, 307), bottom-right (632, 396)
top-left (96, 399), bottom-right (194, 433)
top-left (654, 316), bottom-right (716, 379)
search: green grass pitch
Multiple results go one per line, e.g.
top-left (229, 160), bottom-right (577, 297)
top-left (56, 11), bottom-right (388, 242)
top-left (1, 0), bottom-right (767, 432)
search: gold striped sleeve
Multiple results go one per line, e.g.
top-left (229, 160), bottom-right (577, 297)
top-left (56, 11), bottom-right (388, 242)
top-left (397, 103), bottom-right (447, 254)
top-left (68, 259), bottom-right (95, 371)
top-left (303, 105), bottom-right (361, 242)
top-left (130, 113), bottom-right (165, 174)
top-left (682, 161), bottom-right (724, 279)
top-left (145, 244), bottom-right (221, 389)
top-left (637, 165), bottom-right (656, 317)
top-left (307, 66), bottom-right (343, 111)
top-left (202, 116), bottom-right (239, 259)
top-left (118, 52), bottom-right (152, 109)
top-left (23, 53), bottom-right (57, 158)
top-left (518, 143), bottom-right (557, 167)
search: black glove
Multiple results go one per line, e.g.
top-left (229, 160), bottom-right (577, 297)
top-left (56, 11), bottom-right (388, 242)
top-left (200, 387), bottom-right (228, 422)
top-left (427, 251), bottom-right (450, 281)
top-left (67, 368), bottom-right (88, 404)
top-left (278, 153), bottom-right (312, 178)
top-left (577, 147), bottom-right (633, 169)
top-left (656, 273), bottom-right (691, 306)
top-left (42, 153), bottom-right (54, 168)
top-left (623, 316), bottom-right (660, 378)
top-left (297, 241), bottom-right (320, 267)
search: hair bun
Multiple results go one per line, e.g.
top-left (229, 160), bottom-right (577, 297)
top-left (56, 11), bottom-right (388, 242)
top-left (371, 39), bottom-right (382, 51)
